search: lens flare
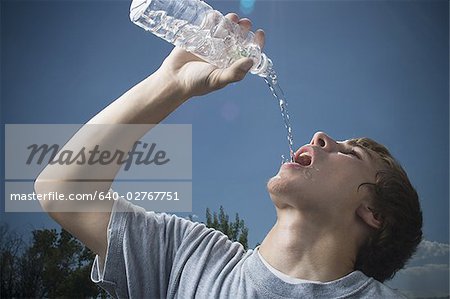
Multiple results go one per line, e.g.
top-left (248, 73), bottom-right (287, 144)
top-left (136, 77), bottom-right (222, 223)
top-left (240, 0), bottom-right (255, 15)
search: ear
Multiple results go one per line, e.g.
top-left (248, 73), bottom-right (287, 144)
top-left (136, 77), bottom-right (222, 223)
top-left (356, 204), bottom-right (382, 229)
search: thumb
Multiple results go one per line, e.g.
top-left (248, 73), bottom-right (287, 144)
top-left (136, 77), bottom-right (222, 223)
top-left (216, 58), bottom-right (254, 86)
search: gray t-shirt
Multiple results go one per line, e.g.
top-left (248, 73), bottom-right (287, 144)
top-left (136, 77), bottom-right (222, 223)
top-left (91, 198), bottom-right (406, 298)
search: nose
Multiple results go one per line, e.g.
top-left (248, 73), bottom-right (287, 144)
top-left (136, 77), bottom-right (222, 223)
top-left (310, 132), bottom-right (338, 152)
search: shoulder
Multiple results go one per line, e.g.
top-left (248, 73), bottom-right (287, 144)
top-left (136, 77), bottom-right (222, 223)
top-left (361, 276), bottom-right (408, 298)
top-left (110, 197), bottom-right (200, 236)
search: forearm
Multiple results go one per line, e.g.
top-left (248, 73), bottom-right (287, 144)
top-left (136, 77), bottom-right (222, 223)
top-left (35, 69), bottom-right (188, 209)
top-left (88, 69), bottom-right (187, 125)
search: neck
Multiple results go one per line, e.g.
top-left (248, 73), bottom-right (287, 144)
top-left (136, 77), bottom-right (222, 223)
top-left (259, 207), bottom-right (359, 282)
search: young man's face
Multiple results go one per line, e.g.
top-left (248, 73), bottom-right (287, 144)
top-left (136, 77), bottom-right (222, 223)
top-left (267, 132), bottom-right (381, 220)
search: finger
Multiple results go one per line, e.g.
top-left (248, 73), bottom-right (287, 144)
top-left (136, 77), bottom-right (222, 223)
top-left (254, 29), bottom-right (265, 50)
top-left (216, 57), bottom-right (253, 86)
top-left (224, 12), bottom-right (239, 24)
top-left (238, 18), bottom-right (252, 35)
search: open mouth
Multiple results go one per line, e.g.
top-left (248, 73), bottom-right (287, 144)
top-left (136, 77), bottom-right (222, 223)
top-left (294, 147), bottom-right (313, 167)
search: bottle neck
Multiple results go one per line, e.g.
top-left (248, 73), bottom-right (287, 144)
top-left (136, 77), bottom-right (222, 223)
top-left (251, 53), bottom-right (273, 77)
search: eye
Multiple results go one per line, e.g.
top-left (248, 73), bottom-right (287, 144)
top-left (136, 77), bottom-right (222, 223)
top-left (346, 149), bottom-right (361, 159)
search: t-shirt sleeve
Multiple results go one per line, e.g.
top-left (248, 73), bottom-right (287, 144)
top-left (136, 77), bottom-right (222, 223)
top-left (90, 193), bottom-right (197, 298)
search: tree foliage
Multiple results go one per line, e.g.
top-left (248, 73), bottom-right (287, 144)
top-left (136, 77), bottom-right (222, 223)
top-left (0, 223), bottom-right (107, 298)
top-left (205, 206), bottom-right (249, 249)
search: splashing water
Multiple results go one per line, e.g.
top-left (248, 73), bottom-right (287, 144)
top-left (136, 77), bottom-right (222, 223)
top-left (264, 70), bottom-right (295, 163)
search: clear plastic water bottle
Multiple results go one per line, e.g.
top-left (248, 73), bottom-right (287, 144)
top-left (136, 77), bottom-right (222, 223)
top-left (130, 0), bottom-right (273, 77)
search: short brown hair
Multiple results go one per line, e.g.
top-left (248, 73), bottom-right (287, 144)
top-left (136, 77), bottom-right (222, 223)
top-left (348, 137), bottom-right (423, 282)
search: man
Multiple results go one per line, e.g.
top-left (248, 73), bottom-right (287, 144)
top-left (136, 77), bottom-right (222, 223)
top-left (35, 13), bottom-right (422, 298)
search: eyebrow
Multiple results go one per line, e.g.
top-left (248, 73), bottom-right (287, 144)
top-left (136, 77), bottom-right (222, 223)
top-left (344, 140), bottom-right (373, 161)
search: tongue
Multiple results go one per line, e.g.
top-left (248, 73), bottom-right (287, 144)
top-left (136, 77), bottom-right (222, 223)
top-left (297, 155), bottom-right (312, 166)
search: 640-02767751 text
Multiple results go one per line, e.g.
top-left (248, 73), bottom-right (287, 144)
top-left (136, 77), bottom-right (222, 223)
top-left (9, 191), bottom-right (181, 201)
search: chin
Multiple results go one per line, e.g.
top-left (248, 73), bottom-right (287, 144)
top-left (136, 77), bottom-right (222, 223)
top-left (267, 176), bottom-right (304, 209)
top-left (267, 174), bottom-right (294, 195)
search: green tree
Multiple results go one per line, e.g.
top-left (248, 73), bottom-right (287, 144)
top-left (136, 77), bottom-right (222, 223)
top-left (205, 206), bottom-right (249, 249)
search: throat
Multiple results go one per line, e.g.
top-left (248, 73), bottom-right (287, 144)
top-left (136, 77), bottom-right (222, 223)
top-left (259, 219), bottom-right (358, 282)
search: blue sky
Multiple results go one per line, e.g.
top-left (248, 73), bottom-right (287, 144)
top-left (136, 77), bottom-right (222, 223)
top-left (1, 0), bottom-right (448, 297)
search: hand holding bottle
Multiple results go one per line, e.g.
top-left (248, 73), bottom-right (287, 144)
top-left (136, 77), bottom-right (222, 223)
top-left (155, 13), bottom-right (265, 100)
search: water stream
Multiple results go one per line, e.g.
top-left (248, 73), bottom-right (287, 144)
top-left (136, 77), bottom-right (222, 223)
top-left (264, 69), bottom-right (295, 163)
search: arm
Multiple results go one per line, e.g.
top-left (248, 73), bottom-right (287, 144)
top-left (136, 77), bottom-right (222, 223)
top-left (34, 13), bottom-right (264, 263)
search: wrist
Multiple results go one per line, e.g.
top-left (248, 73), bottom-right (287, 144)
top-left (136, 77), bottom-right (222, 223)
top-left (151, 68), bottom-right (190, 104)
